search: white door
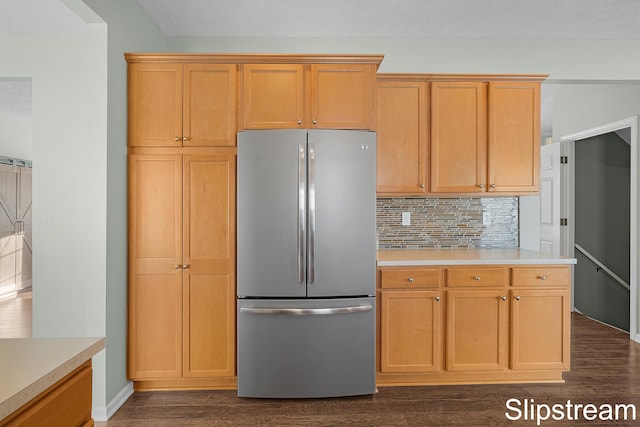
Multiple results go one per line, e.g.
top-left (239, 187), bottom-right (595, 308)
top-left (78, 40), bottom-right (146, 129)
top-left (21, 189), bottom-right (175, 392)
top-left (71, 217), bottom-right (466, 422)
top-left (539, 143), bottom-right (563, 255)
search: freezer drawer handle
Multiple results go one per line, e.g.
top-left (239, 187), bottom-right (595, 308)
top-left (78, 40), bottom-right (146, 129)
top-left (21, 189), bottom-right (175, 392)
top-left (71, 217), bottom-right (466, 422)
top-left (240, 305), bottom-right (373, 316)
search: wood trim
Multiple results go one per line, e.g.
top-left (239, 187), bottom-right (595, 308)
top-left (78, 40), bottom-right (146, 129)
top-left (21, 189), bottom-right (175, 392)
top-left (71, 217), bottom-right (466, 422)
top-left (133, 377), bottom-right (237, 391)
top-left (128, 147), bottom-right (237, 156)
top-left (125, 53), bottom-right (385, 68)
top-left (377, 73), bottom-right (549, 82)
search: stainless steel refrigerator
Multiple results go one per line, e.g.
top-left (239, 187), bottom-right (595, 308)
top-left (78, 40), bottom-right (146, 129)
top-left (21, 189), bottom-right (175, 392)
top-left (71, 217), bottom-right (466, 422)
top-left (237, 129), bottom-right (376, 398)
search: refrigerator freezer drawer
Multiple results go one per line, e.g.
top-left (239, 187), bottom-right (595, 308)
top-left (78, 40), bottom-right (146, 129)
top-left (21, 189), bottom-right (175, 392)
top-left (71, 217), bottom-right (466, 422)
top-left (237, 297), bottom-right (376, 398)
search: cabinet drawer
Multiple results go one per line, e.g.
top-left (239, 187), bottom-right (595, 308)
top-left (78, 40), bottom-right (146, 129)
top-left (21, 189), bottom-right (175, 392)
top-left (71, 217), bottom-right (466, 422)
top-left (380, 268), bottom-right (441, 289)
top-left (446, 267), bottom-right (508, 287)
top-left (511, 266), bottom-right (570, 287)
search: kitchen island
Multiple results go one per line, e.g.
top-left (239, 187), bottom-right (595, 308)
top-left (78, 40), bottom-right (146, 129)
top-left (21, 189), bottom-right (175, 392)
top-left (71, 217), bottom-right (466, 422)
top-left (376, 248), bottom-right (576, 386)
top-left (0, 337), bottom-right (105, 426)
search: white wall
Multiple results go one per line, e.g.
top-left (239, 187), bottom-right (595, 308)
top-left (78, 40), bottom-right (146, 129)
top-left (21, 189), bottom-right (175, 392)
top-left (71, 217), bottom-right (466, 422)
top-left (0, 114), bottom-right (32, 160)
top-left (0, 20), bottom-right (109, 415)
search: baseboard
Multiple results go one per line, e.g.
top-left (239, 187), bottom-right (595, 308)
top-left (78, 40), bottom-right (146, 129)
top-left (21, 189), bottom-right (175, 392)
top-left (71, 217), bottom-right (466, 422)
top-left (92, 381), bottom-right (134, 422)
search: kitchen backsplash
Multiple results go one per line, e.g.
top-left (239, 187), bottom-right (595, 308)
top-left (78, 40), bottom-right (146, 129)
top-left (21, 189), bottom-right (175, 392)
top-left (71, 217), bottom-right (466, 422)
top-left (376, 197), bottom-right (519, 249)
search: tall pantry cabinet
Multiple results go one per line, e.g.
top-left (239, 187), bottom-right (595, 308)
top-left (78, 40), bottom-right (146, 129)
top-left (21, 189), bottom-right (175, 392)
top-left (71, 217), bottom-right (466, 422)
top-left (126, 54), bottom-right (236, 390)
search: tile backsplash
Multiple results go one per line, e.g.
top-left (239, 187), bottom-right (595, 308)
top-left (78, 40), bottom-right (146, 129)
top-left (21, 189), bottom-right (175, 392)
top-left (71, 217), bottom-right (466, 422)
top-left (377, 197), bottom-right (519, 249)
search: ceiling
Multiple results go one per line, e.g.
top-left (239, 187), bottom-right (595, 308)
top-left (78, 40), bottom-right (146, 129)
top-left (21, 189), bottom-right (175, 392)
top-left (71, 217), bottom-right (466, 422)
top-left (135, 0), bottom-right (640, 39)
top-left (1, 0), bottom-right (639, 123)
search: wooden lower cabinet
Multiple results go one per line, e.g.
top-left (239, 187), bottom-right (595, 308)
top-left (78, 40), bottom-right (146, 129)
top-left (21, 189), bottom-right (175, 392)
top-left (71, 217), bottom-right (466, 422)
top-left (380, 290), bottom-right (441, 372)
top-left (128, 149), bottom-right (236, 389)
top-left (1, 362), bottom-right (93, 427)
top-left (446, 289), bottom-right (508, 372)
top-left (377, 264), bottom-right (571, 386)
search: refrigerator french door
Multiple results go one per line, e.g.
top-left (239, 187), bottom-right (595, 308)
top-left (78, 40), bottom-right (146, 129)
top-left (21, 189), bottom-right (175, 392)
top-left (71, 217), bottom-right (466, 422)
top-left (237, 129), bottom-right (376, 398)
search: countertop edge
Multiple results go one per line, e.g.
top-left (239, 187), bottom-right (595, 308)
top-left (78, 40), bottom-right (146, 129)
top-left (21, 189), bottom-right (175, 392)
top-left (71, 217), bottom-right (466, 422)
top-left (0, 337), bottom-right (106, 421)
top-left (377, 258), bottom-right (577, 267)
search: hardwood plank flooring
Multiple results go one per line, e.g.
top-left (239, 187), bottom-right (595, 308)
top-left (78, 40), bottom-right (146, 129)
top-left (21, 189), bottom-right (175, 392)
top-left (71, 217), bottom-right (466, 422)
top-left (0, 290), bottom-right (31, 338)
top-left (103, 313), bottom-right (640, 426)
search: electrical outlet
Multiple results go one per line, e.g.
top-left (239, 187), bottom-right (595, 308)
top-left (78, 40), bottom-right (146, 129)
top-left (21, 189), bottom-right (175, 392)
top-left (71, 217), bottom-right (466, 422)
top-left (483, 212), bottom-right (491, 226)
top-left (402, 212), bottom-right (411, 226)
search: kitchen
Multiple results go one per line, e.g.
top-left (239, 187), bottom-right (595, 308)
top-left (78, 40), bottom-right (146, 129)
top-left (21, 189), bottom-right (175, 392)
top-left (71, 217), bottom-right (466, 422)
top-left (2, 0), bottom-right (640, 425)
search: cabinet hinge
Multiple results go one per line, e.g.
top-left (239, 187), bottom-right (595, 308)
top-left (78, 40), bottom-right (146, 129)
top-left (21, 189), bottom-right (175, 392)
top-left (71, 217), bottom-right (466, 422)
top-left (560, 218), bottom-right (568, 226)
top-left (560, 156), bottom-right (568, 164)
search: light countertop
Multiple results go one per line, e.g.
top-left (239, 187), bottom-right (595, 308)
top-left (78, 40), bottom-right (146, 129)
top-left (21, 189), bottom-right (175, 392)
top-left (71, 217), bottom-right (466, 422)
top-left (0, 337), bottom-right (105, 420)
top-left (377, 248), bottom-right (577, 267)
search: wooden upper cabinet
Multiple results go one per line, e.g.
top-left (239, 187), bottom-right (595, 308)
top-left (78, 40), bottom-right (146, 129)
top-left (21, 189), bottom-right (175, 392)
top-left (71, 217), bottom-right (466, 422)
top-left (375, 79), bottom-right (429, 194)
top-left (488, 81), bottom-right (540, 193)
top-left (128, 62), bottom-right (236, 147)
top-left (430, 82), bottom-right (487, 194)
top-left (241, 62), bottom-right (377, 130)
top-left (241, 64), bottom-right (305, 129)
top-left (310, 63), bottom-right (374, 129)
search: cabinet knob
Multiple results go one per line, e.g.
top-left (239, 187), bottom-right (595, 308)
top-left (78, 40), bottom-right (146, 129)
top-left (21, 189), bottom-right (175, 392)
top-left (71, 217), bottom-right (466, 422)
top-left (474, 276), bottom-right (481, 281)
top-left (490, 183), bottom-right (496, 189)
top-left (501, 296), bottom-right (507, 301)
top-left (183, 136), bottom-right (189, 142)
top-left (312, 119), bottom-right (318, 125)
top-left (182, 264), bottom-right (190, 270)
top-left (297, 119), bottom-right (302, 125)
top-left (408, 277), bottom-right (415, 283)
top-left (174, 136), bottom-right (181, 142)
top-left (515, 295), bottom-right (521, 301)
top-left (420, 184), bottom-right (425, 189)
top-left (174, 264), bottom-right (181, 270)
top-left (537, 275), bottom-right (547, 280)
top-left (478, 184), bottom-right (485, 189)
top-left (435, 296), bottom-right (441, 302)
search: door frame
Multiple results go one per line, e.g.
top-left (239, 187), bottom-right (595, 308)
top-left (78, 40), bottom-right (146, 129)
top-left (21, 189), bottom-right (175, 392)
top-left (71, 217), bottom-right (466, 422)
top-left (560, 116), bottom-right (639, 342)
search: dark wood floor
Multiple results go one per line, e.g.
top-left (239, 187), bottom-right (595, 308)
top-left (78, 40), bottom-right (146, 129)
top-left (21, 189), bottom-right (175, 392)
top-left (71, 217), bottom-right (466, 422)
top-left (105, 313), bottom-right (640, 426)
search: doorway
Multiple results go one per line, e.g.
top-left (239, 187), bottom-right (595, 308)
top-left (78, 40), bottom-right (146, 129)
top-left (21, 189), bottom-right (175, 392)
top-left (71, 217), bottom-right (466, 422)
top-left (560, 116), bottom-right (639, 341)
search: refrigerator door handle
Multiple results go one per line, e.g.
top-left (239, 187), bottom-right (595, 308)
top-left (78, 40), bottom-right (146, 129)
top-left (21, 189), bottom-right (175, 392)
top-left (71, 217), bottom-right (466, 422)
top-left (297, 143), bottom-right (306, 284)
top-left (240, 305), bottom-right (373, 316)
top-left (308, 142), bottom-right (316, 284)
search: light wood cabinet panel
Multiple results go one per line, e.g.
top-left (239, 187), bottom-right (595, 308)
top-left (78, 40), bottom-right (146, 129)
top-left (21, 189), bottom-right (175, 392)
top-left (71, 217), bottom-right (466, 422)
top-left (511, 266), bottom-right (570, 287)
top-left (128, 154), bottom-right (183, 379)
top-left (128, 63), bottom-right (183, 147)
top-left (380, 290), bottom-right (441, 372)
top-left (446, 289), bottom-right (508, 371)
top-left (183, 155), bottom-right (236, 378)
top-left (488, 81), bottom-right (540, 193)
top-left (128, 152), bottom-right (236, 382)
top-left (128, 63), bottom-right (236, 147)
top-left (241, 64), bottom-right (305, 129)
top-left (380, 267), bottom-right (440, 289)
top-left (431, 82), bottom-right (487, 193)
top-left (446, 267), bottom-right (508, 287)
top-left (375, 80), bottom-right (429, 194)
top-left (510, 289), bottom-right (570, 370)
top-left (311, 64), bottom-right (374, 129)
top-left (241, 62), bottom-right (376, 130)
top-left (183, 64), bottom-right (237, 147)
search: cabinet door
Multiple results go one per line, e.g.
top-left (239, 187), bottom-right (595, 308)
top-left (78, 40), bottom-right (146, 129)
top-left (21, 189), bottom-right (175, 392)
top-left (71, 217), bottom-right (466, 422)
top-left (446, 290), bottom-right (507, 371)
top-left (128, 63), bottom-right (183, 147)
top-left (242, 64), bottom-right (305, 129)
top-left (381, 290), bottom-right (441, 372)
top-left (431, 82), bottom-right (487, 193)
top-left (510, 289), bottom-right (570, 370)
top-left (183, 155), bottom-right (236, 377)
top-left (375, 80), bottom-right (429, 194)
top-left (183, 64), bottom-right (237, 147)
top-left (128, 155), bottom-right (183, 379)
top-left (488, 81), bottom-right (540, 193)
top-left (311, 64), bottom-right (374, 129)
